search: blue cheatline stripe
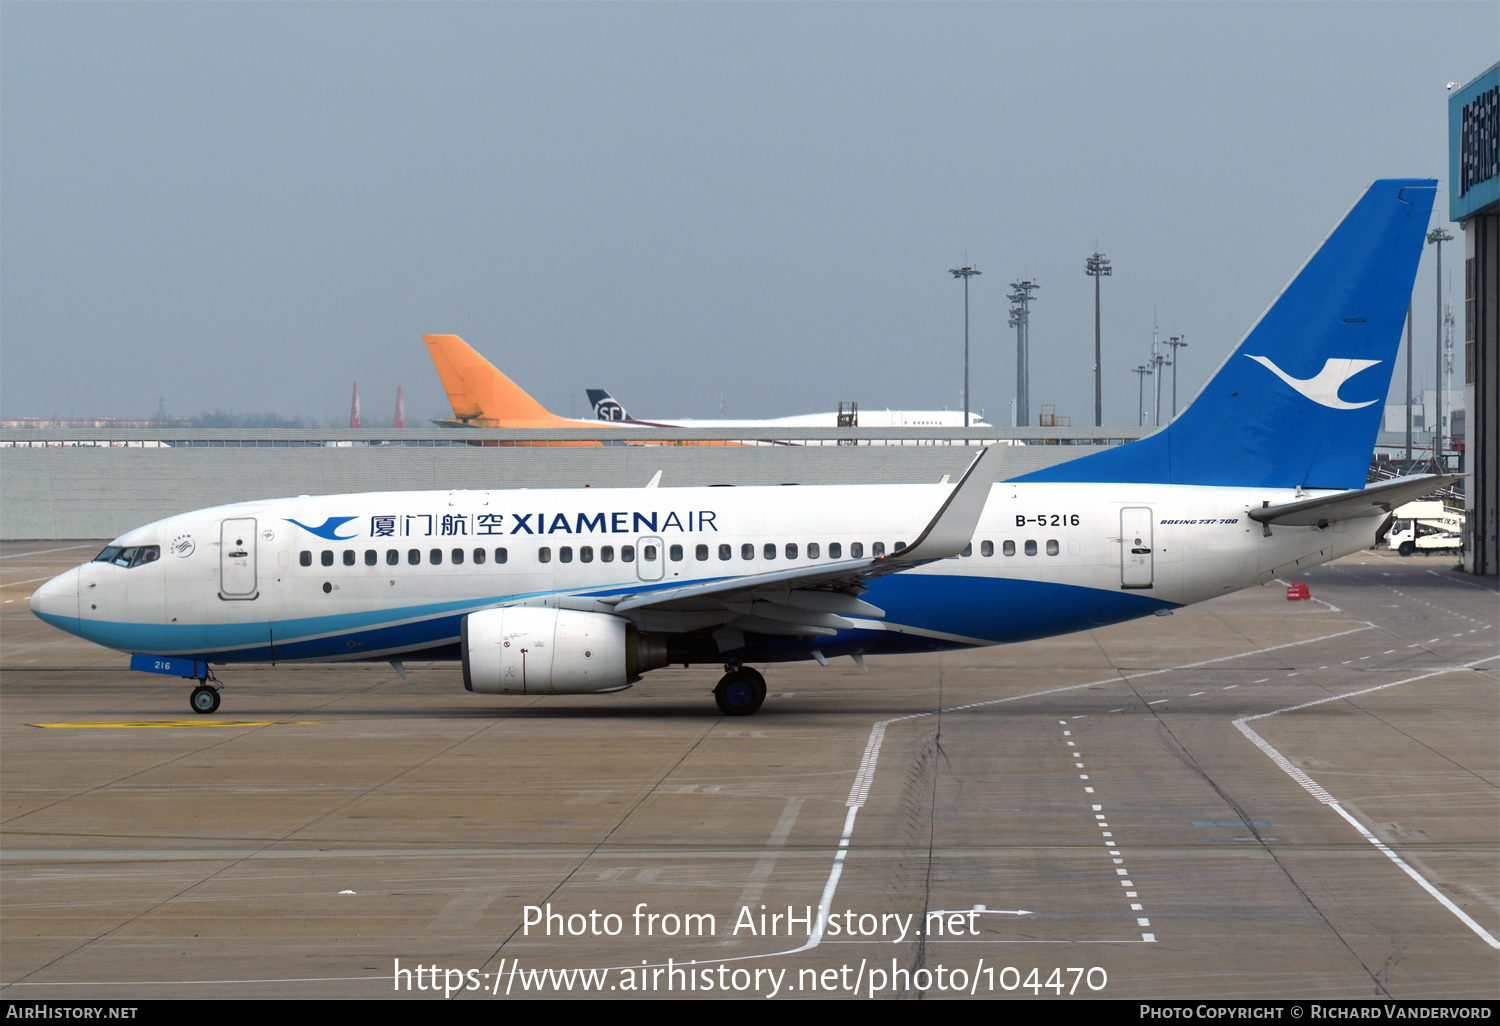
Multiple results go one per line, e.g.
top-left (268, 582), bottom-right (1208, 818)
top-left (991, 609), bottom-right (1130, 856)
top-left (75, 573), bottom-right (1174, 665)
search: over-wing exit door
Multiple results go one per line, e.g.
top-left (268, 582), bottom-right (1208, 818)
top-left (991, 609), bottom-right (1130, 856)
top-left (1120, 507), bottom-right (1154, 589)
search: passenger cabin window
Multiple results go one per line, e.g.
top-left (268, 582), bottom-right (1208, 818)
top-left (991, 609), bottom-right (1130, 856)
top-left (365, 549), bottom-right (377, 566)
top-left (494, 547), bottom-right (508, 563)
top-left (601, 545), bottom-right (614, 562)
top-left (473, 548), bottom-right (486, 564)
top-left (559, 546), bottom-right (573, 563)
top-left (641, 544), bottom-right (657, 562)
top-left (962, 543), bottom-right (972, 557)
top-left (408, 549), bottom-right (420, 565)
top-left (1002, 541), bottom-right (1015, 556)
top-left (538, 547), bottom-right (552, 563)
top-left (981, 541), bottom-right (994, 557)
top-left (343, 550), bottom-right (355, 566)
top-left (300, 550), bottom-right (312, 567)
top-left (829, 542), bottom-right (842, 559)
top-left (894, 541), bottom-right (906, 551)
top-left (321, 550), bottom-right (334, 567)
top-left (580, 546), bottom-right (594, 563)
top-left (719, 544), bottom-right (732, 560)
top-left (850, 542), bottom-right (863, 558)
top-left (452, 548), bottom-right (464, 564)
top-left (386, 549), bottom-right (399, 565)
top-left (742, 543), bottom-right (754, 560)
top-left (696, 544), bottom-right (709, 561)
top-left (872, 542), bottom-right (886, 556)
top-left (669, 544), bottom-right (683, 561)
top-left (763, 543), bottom-right (776, 560)
top-left (1024, 540), bottom-right (1038, 556)
top-left (785, 543), bottom-right (798, 559)
top-left (1046, 539), bottom-right (1060, 556)
top-left (620, 545), bottom-right (635, 562)
top-left (430, 548), bottom-right (443, 565)
top-left (808, 542), bottom-right (820, 559)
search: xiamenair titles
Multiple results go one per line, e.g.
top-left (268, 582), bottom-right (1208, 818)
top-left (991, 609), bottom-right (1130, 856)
top-left (311, 507), bottom-right (723, 542)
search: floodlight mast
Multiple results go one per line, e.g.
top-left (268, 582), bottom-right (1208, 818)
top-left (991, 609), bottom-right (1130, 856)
top-left (1084, 253), bottom-right (1111, 426)
top-left (1008, 279), bottom-right (1040, 426)
top-left (1132, 364), bottom-right (1153, 427)
top-left (950, 265), bottom-right (981, 429)
top-left (1164, 335), bottom-right (1188, 418)
top-left (1427, 226), bottom-right (1453, 467)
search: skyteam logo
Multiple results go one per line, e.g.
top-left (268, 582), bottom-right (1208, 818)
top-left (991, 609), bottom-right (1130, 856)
top-left (285, 516), bottom-right (360, 540)
top-left (1245, 355), bottom-right (1380, 410)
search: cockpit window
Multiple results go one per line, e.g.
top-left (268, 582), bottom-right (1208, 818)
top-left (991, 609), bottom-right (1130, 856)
top-left (94, 545), bottom-right (159, 568)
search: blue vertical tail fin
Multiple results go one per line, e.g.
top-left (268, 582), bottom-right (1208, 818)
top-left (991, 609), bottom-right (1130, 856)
top-left (1019, 179), bottom-right (1436, 490)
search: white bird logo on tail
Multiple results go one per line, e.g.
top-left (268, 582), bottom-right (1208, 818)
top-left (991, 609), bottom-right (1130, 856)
top-left (1245, 355), bottom-right (1380, 410)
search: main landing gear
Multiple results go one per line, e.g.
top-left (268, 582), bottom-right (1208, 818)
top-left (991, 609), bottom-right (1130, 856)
top-left (190, 677), bottom-right (222, 715)
top-left (714, 664), bottom-right (766, 716)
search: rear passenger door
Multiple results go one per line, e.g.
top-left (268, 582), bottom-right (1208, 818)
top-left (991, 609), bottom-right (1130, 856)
top-left (1120, 508), bottom-right (1153, 589)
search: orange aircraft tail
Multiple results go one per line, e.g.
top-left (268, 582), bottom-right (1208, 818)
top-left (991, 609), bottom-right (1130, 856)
top-left (422, 335), bottom-right (578, 429)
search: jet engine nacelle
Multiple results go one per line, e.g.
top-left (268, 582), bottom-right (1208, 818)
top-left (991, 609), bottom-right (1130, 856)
top-left (461, 607), bottom-right (666, 695)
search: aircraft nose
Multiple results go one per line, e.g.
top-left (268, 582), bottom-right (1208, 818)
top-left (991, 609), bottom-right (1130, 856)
top-left (30, 566), bottom-right (81, 632)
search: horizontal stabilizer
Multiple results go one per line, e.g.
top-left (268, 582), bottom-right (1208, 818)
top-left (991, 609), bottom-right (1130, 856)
top-left (1249, 474), bottom-right (1463, 527)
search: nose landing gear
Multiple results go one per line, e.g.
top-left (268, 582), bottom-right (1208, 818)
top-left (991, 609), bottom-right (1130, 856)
top-left (190, 675), bottom-right (222, 715)
top-left (714, 665), bottom-right (766, 716)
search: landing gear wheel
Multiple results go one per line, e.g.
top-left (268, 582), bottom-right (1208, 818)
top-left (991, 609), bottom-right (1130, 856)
top-left (190, 685), bottom-right (220, 715)
top-left (1398, 541), bottom-right (1416, 557)
top-left (714, 668), bottom-right (767, 716)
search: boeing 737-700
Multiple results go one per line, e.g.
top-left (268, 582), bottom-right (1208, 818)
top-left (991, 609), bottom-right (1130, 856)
top-left (31, 179), bottom-right (1454, 717)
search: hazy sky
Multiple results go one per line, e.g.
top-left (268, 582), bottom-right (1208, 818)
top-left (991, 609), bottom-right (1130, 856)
top-left (3, 3), bottom-right (1494, 427)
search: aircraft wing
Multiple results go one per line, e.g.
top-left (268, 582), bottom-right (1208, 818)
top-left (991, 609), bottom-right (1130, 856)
top-left (606, 445), bottom-right (1002, 634)
top-left (1249, 474), bottom-right (1463, 528)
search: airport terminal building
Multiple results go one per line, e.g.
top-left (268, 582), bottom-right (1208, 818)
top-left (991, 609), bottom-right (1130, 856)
top-left (1452, 61), bottom-right (1499, 575)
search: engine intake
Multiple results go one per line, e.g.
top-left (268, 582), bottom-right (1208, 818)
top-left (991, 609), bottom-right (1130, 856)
top-left (462, 607), bottom-right (668, 694)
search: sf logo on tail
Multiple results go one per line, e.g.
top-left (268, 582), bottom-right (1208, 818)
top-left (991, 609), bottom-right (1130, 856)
top-left (1245, 355), bottom-right (1380, 410)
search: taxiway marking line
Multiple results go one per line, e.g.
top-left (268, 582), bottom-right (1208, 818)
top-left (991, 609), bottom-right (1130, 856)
top-left (28, 721), bottom-right (317, 729)
top-left (0, 544), bottom-right (97, 560)
top-left (1232, 656), bottom-right (1500, 950)
top-left (821, 623), bottom-right (1376, 945)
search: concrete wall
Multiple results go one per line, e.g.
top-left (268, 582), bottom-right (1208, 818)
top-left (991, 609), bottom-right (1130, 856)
top-left (1, 438), bottom-right (1103, 540)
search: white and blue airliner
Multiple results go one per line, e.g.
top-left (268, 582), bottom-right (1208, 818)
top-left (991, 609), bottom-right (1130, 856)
top-left (31, 179), bottom-right (1457, 716)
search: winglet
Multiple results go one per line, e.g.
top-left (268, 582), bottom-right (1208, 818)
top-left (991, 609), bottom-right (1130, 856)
top-left (422, 335), bottom-right (577, 428)
top-left (888, 446), bottom-right (1002, 563)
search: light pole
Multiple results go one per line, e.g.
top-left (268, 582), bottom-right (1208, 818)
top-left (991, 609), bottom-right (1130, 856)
top-left (1132, 364), bottom-right (1153, 427)
top-left (1428, 226), bottom-right (1453, 468)
top-left (1165, 335), bottom-right (1188, 418)
top-left (1008, 279), bottom-right (1040, 427)
top-left (1085, 253), bottom-right (1112, 426)
top-left (1405, 301), bottom-right (1413, 472)
top-left (950, 265), bottom-right (981, 429)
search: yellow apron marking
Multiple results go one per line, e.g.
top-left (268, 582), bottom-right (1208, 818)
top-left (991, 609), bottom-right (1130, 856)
top-left (28, 720), bottom-right (316, 729)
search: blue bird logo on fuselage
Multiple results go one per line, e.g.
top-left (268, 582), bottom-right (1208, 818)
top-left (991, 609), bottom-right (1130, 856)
top-left (285, 516), bottom-right (359, 540)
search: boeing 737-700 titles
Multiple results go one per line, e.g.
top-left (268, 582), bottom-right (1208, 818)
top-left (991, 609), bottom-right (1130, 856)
top-left (32, 179), bottom-right (1455, 716)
